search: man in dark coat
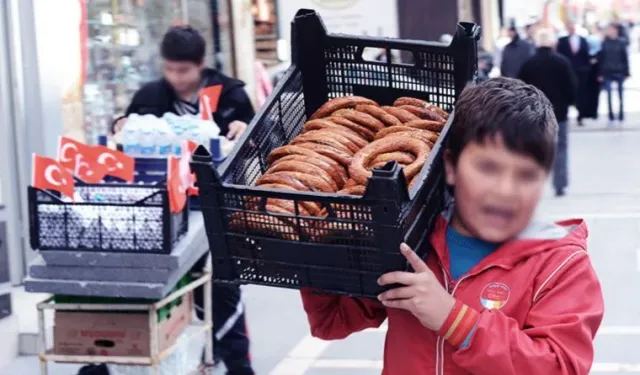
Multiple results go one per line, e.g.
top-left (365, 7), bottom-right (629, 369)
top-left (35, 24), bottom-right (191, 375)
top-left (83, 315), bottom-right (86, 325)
top-left (519, 28), bottom-right (578, 197)
top-left (599, 23), bottom-right (630, 126)
top-left (557, 22), bottom-right (591, 125)
top-left (500, 26), bottom-right (535, 78)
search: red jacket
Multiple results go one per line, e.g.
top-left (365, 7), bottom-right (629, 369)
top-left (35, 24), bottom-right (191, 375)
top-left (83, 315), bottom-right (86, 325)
top-left (301, 216), bottom-right (604, 375)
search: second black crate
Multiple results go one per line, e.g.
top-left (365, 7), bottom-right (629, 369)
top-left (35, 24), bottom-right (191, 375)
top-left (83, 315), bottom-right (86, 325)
top-left (28, 182), bottom-right (188, 254)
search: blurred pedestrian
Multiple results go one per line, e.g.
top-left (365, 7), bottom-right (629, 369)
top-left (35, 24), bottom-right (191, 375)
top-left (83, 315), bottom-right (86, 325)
top-left (477, 47), bottom-right (493, 83)
top-left (583, 25), bottom-right (603, 121)
top-left (493, 27), bottom-right (512, 72)
top-left (611, 14), bottom-right (630, 46)
top-left (519, 28), bottom-right (578, 197)
top-left (599, 23), bottom-right (630, 127)
top-left (557, 21), bottom-right (591, 125)
top-left (524, 21), bottom-right (537, 46)
top-left (500, 26), bottom-right (534, 78)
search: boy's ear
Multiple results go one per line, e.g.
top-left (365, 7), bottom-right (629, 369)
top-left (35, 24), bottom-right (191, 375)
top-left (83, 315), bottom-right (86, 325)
top-left (443, 149), bottom-right (456, 186)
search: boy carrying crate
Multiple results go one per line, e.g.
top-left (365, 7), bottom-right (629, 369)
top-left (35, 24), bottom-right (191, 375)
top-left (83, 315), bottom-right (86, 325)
top-left (300, 77), bottom-right (605, 375)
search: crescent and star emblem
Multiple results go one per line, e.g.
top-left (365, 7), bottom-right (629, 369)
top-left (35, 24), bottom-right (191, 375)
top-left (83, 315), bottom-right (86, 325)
top-left (59, 143), bottom-right (78, 163)
top-left (44, 165), bottom-right (66, 186)
top-left (97, 152), bottom-right (124, 171)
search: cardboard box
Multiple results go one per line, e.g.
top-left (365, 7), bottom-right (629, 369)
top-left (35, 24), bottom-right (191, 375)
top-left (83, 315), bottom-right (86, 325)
top-left (54, 293), bottom-right (192, 357)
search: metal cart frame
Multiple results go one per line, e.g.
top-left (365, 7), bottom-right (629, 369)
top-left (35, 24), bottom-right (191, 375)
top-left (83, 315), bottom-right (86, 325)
top-left (36, 272), bottom-right (214, 375)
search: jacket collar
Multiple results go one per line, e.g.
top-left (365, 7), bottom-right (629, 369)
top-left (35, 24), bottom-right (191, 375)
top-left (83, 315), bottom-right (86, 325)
top-left (430, 204), bottom-right (588, 280)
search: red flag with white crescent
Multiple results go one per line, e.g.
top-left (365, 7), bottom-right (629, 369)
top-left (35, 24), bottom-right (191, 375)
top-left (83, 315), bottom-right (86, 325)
top-left (179, 140), bottom-right (198, 195)
top-left (74, 154), bottom-right (109, 183)
top-left (167, 156), bottom-right (187, 213)
top-left (89, 146), bottom-right (135, 182)
top-left (32, 154), bottom-right (75, 199)
top-left (57, 136), bottom-right (93, 171)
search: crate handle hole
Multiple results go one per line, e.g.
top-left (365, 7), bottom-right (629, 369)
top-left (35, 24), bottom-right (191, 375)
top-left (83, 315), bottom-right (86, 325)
top-left (94, 340), bottom-right (116, 348)
top-left (361, 47), bottom-right (418, 67)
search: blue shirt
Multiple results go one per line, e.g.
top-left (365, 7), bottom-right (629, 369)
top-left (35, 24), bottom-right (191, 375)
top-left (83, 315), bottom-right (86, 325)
top-left (446, 226), bottom-right (499, 280)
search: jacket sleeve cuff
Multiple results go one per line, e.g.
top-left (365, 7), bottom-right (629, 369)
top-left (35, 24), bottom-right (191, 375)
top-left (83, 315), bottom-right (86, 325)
top-left (437, 299), bottom-right (480, 349)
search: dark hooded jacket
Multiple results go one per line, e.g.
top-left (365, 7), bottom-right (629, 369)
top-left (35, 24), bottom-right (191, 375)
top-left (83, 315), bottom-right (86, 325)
top-left (500, 34), bottom-right (534, 78)
top-left (117, 68), bottom-right (255, 136)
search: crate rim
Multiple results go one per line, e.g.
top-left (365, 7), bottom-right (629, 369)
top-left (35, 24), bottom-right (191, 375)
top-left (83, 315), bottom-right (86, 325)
top-left (293, 9), bottom-right (481, 50)
top-left (28, 185), bottom-right (167, 207)
top-left (217, 11), bottom-right (480, 177)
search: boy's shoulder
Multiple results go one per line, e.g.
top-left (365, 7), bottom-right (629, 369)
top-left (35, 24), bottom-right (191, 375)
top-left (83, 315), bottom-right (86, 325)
top-left (515, 219), bottom-right (591, 281)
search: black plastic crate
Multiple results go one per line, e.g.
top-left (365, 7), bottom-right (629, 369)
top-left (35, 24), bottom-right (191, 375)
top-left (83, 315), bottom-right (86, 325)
top-left (190, 9), bottom-right (480, 297)
top-left (28, 182), bottom-right (188, 254)
top-left (97, 136), bottom-right (225, 210)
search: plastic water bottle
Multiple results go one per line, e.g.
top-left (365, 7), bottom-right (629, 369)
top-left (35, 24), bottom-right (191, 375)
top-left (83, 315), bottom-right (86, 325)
top-left (138, 116), bottom-right (157, 156)
top-left (155, 118), bottom-right (175, 157)
top-left (121, 114), bottom-right (141, 156)
top-left (186, 122), bottom-right (201, 146)
top-left (197, 119), bottom-right (221, 149)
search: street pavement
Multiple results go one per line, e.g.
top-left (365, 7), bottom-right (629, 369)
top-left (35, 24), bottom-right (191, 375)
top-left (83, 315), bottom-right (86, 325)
top-left (4, 69), bottom-right (640, 375)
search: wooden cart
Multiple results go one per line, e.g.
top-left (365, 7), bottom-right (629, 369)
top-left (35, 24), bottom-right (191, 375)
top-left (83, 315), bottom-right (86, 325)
top-left (36, 272), bottom-right (214, 375)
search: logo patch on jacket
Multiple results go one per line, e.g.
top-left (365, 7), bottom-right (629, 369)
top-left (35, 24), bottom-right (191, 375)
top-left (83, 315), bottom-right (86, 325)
top-left (480, 282), bottom-right (510, 310)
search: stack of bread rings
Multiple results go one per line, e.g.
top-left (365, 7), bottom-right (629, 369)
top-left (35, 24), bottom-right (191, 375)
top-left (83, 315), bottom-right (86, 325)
top-left (236, 95), bottom-right (448, 238)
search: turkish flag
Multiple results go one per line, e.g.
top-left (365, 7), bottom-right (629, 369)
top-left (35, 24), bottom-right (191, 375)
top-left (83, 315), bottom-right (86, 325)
top-left (167, 156), bottom-right (187, 213)
top-left (74, 154), bottom-right (109, 183)
top-left (32, 154), bottom-right (75, 199)
top-left (199, 84), bottom-right (222, 120)
top-left (57, 136), bottom-right (93, 171)
top-left (179, 140), bottom-right (198, 195)
top-left (90, 146), bottom-right (135, 182)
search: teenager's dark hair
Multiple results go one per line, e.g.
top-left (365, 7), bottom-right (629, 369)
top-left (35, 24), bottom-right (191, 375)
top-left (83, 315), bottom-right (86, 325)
top-left (161, 25), bottom-right (206, 64)
top-left (447, 77), bottom-right (557, 170)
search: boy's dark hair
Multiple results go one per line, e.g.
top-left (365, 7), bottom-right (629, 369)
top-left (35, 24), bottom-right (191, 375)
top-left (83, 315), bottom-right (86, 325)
top-left (161, 25), bottom-right (206, 64)
top-left (447, 77), bottom-right (557, 170)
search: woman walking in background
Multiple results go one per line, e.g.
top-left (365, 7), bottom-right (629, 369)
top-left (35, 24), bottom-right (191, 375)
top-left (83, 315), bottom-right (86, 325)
top-left (583, 25), bottom-right (603, 121)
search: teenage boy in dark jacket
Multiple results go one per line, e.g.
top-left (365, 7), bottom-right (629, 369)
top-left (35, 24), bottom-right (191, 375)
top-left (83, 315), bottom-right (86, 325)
top-left (115, 26), bottom-right (255, 375)
top-left (599, 23), bottom-right (630, 126)
top-left (112, 25), bottom-right (254, 140)
top-left (519, 28), bottom-right (578, 197)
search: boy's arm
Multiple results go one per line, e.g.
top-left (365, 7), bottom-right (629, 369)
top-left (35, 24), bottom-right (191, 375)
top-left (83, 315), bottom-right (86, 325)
top-left (622, 43), bottom-right (630, 77)
top-left (216, 86), bottom-right (256, 136)
top-left (439, 251), bottom-right (603, 375)
top-left (300, 289), bottom-right (387, 340)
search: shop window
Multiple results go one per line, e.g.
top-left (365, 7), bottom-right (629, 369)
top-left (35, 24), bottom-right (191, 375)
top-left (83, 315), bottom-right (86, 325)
top-left (81, 0), bottom-right (214, 144)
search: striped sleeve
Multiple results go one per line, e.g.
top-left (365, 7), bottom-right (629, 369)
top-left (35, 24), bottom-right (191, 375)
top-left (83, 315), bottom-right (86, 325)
top-left (437, 299), bottom-right (480, 348)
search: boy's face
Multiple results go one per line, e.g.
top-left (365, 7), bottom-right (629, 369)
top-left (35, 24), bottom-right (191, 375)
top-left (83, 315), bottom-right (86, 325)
top-left (444, 134), bottom-right (548, 243)
top-left (163, 60), bottom-right (204, 94)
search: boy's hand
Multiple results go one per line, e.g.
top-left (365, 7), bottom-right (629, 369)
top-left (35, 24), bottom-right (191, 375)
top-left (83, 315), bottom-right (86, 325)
top-left (113, 117), bottom-right (127, 134)
top-left (377, 243), bottom-right (456, 332)
top-left (227, 121), bottom-right (248, 140)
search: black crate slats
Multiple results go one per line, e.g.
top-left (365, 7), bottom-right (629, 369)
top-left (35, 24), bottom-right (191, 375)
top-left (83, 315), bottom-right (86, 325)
top-left (191, 9), bottom-right (480, 297)
top-left (29, 183), bottom-right (188, 254)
